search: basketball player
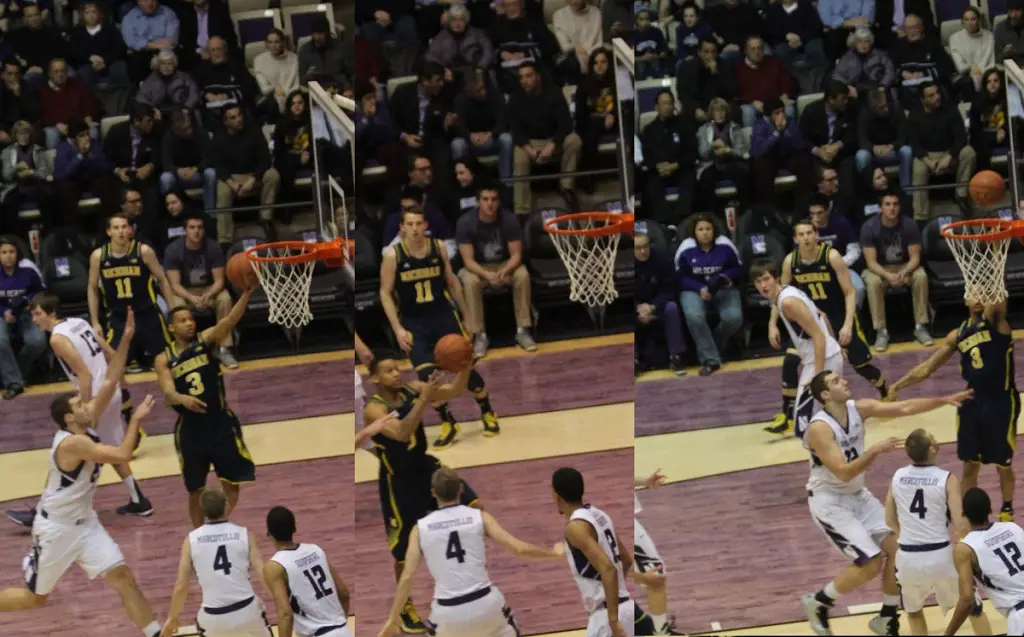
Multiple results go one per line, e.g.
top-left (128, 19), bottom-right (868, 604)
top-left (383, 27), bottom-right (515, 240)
top-left (154, 287), bottom-right (257, 528)
top-left (265, 506), bottom-right (352, 637)
top-left (891, 296), bottom-right (1018, 520)
top-left (161, 488), bottom-right (270, 637)
top-left (751, 259), bottom-right (844, 439)
top-left (765, 219), bottom-right (888, 435)
top-left (0, 309), bottom-right (164, 637)
top-left (364, 351), bottom-right (478, 633)
top-left (886, 428), bottom-right (992, 636)
top-left (379, 206), bottom-right (498, 448)
top-left (354, 331), bottom-right (371, 437)
top-left (633, 471), bottom-right (682, 635)
top-left (377, 466), bottom-right (563, 637)
top-left (88, 213), bottom-right (174, 371)
top-left (799, 370), bottom-right (971, 636)
top-left (946, 488), bottom-right (1024, 635)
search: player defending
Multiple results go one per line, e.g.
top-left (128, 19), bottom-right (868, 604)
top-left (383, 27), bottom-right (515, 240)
top-left (378, 466), bottom-right (563, 637)
top-left (799, 370), bottom-right (971, 636)
top-left (161, 489), bottom-right (269, 637)
top-left (885, 429), bottom-right (991, 636)
top-left (379, 206), bottom-right (498, 448)
top-left (155, 287), bottom-right (257, 528)
top-left (0, 309), bottom-right (164, 637)
top-left (88, 213), bottom-right (174, 371)
top-left (633, 471), bottom-right (682, 635)
top-left (890, 297), bottom-right (1018, 521)
top-left (264, 506), bottom-right (352, 637)
top-left (765, 219), bottom-right (888, 435)
top-left (752, 259), bottom-right (844, 439)
top-left (946, 488), bottom-right (1024, 635)
top-left (364, 351), bottom-right (479, 634)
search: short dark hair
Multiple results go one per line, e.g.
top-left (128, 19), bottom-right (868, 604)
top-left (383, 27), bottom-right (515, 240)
top-left (880, 189), bottom-right (901, 204)
top-left (50, 392), bottom-right (75, 428)
top-left (552, 467), bottom-right (585, 503)
top-left (182, 211), bottom-right (207, 230)
top-left (120, 187), bottom-right (140, 205)
top-left (689, 213), bottom-right (718, 240)
top-left (67, 120), bottom-right (90, 138)
top-left (809, 370), bottom-right (834, 403)
top-left (963, 487), bottom-right (992, 525)
top-left (201, 489), bottom-right (228, 519)
top-left (905, 428), bottom-right (933, 463)
top-left (266, 506), bottom-right (297, 542)
top-left (432, 466), bottom-right (463, 501)
top-left (824, 79), bottom-right (848, 101)
top-left (749, 258), bottom-right (781, 282)
top-left (168, 305), bottom-right (192, 322)
top-left (476, 180), bottom-right (501, 197)
top-left (30, 291), bottom-right (61, 317)
top-left (698, 35), bottom-right (718, 50)
top-left (517, 60), bottom-right (538, 74)
top-left (420, 61), bottom-right (445, 82)
top-left (919, 80), bottom-right (939, 97)
top-left (655, 88), bottom-right (674, 104)
top-left (223, 103), bottom-right (244, 119)
top-left (128, 100), bottom-right (155, 123)
top-left (0, 234), bottom-right (20, 259)
top-left (963, 5), bottom-right (981, 20)
top-left (807, 193), bottom-right (832, 211)
top-left (367, 350), bottom-right (400, 375)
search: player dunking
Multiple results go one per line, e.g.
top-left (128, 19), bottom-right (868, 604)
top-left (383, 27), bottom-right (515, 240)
top-left (264, 506), bottom-right (352, 637)
top-left (891, 297), bottom-right (1019, 521)
top-left (798, 370), bottom-right (970, 636)
top-left (379, 206), bottom-right (498, 448)
top-left (364, 351), bottom-right (479, 634)
top-left (885, 429), bottom-right (991, 636)
top-left (633, 471), bottom-right (682, 636)
top-left (765, 219), bottom-right (888, 435)
top-left (154, 288), bottom-right (257, 528)
top-left (0, 309), bottom-right (164, 637)
top-left (377, 466), bottom-right (563, 637)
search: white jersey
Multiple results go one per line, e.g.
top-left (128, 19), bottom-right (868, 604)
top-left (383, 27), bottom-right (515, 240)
top-left (777, 286), bottom-right (842, 365)
top-left (418, 505), bottom-right (491, 600)
top-left (37, 429), bottom-right (102, 521)
top-left (51, 318), bottom-right (112, 396)
top-left (189, 521), bottom-right (255, 609)
top-left (564, 505), bottom-right (629, 615)
top-left (270, 544), bottom-right (346, 637)
top-left (806, 400), bottom-right (866, 495)
top-left (963, 522), bottom-right (1024, 613)
top-left (891, 464), bottom-right (952, 546)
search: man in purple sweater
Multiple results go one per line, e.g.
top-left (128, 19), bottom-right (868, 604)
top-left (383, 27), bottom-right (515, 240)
top-left (0, 237), bottom-right (46, 399)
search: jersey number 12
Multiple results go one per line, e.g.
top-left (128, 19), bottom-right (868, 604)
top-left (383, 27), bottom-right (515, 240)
top-left (302, 564), bottom-right (334, 599)
top-left (995, 541), bottom-right (1024, 576)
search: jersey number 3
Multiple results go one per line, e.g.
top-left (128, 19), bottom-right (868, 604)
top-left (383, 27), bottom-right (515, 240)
top-left (185, 371), bottom-right (205, 396)
top-left (446, 531), bottom-right (466, 563)
top-left (414, 281), bottom-right (434, 304)
top-left (969, 347), bottom-right (984, 370)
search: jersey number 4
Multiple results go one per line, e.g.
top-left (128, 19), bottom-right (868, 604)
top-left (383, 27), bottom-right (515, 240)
top-left (302, 565), bottom-right (334, 599)
top-left (446, 531), bottom-right (466, 563)
top-left (414, 281), bottom-right (435, 304)
top-left (995, 541), bottom-right (1024, 576)
top-left (214, 545), bottom-right (232, 575)
top-left (910, 488), bottom-right (928, 519)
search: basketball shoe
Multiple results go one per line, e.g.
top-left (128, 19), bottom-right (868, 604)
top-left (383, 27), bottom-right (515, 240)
top-left (868, 612), bottom-right (900, 636)
top-left (433, 421), bottom-right (460, 448)
top-left (400, 600), bottom-right (427, 633)
top-left (763, 413), bottom-right (793, 435)
top-left (1001, 503), bottom-right (1015, 522)
top-left (482, 411), bottom-right (500, 436)
top-left (800, 593), bottom-right (832, 636)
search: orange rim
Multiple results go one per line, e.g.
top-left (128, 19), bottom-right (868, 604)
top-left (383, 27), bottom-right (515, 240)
top-left (245, 241), bottom-right (323, 264)
top-left (544, 212), bottom-right (635, 237)
top-left (940, 218), bottom-right (1024, 242)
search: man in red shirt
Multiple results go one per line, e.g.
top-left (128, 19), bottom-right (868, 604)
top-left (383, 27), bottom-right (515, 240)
top-left (734, 35), bottom-right (797, 127)
top-left (38, 58), bottom-right (99, 151)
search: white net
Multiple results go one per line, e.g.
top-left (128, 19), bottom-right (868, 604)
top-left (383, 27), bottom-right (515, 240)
top-left (944, 221), bottom-right (1014, 304)
top-left (248, 244), bottom-right (318, 328)
top-left (545, 212), bottom-right (624, 308)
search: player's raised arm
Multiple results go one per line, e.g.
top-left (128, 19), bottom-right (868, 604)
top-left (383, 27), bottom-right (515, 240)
top-left (50, 334), bottom-right (94, 401)
top-left (327, 559), bottom-right (351, 616)
top-left (947, 474), bottom-right (969, 538)
top-left (429, 366), bottom-right (471, 403)
top-left (378, 249), bottom-right (410, 353)
top-left (945, 543), bottom-right (980, 635)
top-left (139, 243), bottom-right (175, 307)
top-left (782, 296), bottom-right (826, 373)
top-left (806, 419), bottom-right (901, 483)
top-left (354, 410), bottom-right (399, 447)
top-left (890, 330), bottom-right (959, 393)
top-left (566, 519), bottom-right (623, 632)
top-left (855, 390), bottom-right (972, 420)
top-left (828, 248), bottom-right (857, 346)
top-left (636, 470), bottom-right (666, 489)
top-left (263, 561), bottom-right (294, 637)
top-left (160, 537), bottom-right (194, 637)
top-left (365, 386), bottom-right (431, 442)
top-left (200, 287), bottom-right (254, 346)
top-left (247, 532), bottom-right (268, 592)
top-left (379, 526), bottom-right (425, 637)
top-left (88, 307), bottom-right (135, 417)
top-left (482, 511), bottom-right (563, 559)
top-left (767, 254), bottom-right (793, 348)
top-left (154, 352), bottom-right (206, 413)
top-left (64, 395), bottom-right (155, 466)
top-left (87, 248), bottom-right (103, 332)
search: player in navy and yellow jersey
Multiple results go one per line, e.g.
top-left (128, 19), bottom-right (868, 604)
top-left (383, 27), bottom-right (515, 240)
top-left (87, 213), bottom-right (175, 371)
top-left (154, 286), bottom-right (256, 529)
top-left (364, 350), bottom-right (480, 634)
top-left (379, 206), bottom-right (498, 449)
top-left (892, 296), bottom-right (1019, 521)
top-left (765, 219), bottom-right (888, 435)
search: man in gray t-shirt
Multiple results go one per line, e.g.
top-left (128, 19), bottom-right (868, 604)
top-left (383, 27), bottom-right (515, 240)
top-left (455, 184), bottom-right (536, 356)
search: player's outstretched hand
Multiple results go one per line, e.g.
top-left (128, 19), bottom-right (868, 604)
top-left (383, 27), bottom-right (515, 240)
top-left (643, 470), bottom-right (666, 490)
top-left (768, 323), bottom-right (782, 350)
top-left (396, 328), bottom-right (412, 354)
top-left (944, 389), bottom-right (974, 407)
top-left (179, 395), bottom-right (207, 413)
top-left (365, 410), bottom-right (399, 437)
top-left (124, 307), bottom-right (135, 337)
top-left (610, 618), bottom-right (627, 637)
top-left (134, 394), bottom-right (156, 421)
top-left (421, 370), bottom-right (444, 398)
top-left (869, 437), bottom-right (903, 456)
top-left (377, 618), bottom-right (401, 637)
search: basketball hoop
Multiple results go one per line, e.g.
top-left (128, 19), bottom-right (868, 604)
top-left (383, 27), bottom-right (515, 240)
top-left (245, 237), bottom-right (351, 328)
top-left (941, 218), bottom-right (1020, 304)
top-left (543, 211), bottom-right (634, 308)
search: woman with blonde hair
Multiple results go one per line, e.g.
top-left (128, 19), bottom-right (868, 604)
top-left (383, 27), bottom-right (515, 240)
top-left (0, 121), bottom-right (55, 234)
top-left (696, 97), bottom-right (749, 210)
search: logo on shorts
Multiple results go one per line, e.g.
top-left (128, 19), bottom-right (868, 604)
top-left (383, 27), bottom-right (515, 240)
top-left (389, 517), bottom-right (399, 529)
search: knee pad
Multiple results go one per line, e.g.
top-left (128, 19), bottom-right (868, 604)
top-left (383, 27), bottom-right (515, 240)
top-left (415, 364), bottom-right (437, 382)
top-left (467, 369), bottom-right (486, 393)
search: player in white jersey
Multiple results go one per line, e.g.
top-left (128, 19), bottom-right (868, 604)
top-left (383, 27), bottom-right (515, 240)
top-left (798, 370), bottom-right (971, 637)
top-left (633, 471), bottom-right (682, 636)
top-left (378, 466), bottom-right (563, 637)
top-left (162, 489), bottom-right (270, 637)
top-left (354, 332), bottom-right (372, 430)
top-left (751, 260), bottom-right (845, 439)
top-left (948, 488), bottom-right (1024, 635)
top-left (885, 429), bottom-right (992, 636)
top-left (0, 309), bottom-right (164, 637)
top-left (265, 506), bottom-right (351, 637)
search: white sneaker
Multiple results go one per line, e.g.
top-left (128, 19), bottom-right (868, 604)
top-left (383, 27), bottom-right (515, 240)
top-left (473, 333), bottom-right (489, 358)
top-left (913, 326), bottom-right (934, 346)
top-left (874, 329), bottom-right (890, 352)
top-left (868, 613), bottom-right (899, 636)
top-left (801, 594), bottom-right (832, 636)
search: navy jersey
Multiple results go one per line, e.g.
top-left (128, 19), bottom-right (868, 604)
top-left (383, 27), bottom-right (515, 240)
top-left (789, 244), bottom-right (845, 321)
top-left (369, 385), bottom-right (428, 474)
top-left (166, 338), bottom-right (230, 424)
top-left (393, 239), bottom-right (449, 319)
top-left (99, 240), bottom-right (157, 313)
top-left (957, 317), bottom-right (1016, 394)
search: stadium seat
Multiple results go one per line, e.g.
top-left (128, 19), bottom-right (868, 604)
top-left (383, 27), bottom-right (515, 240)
top-left (282, 4), bottom-right (334, 41)
top-left (229, 0), bottom-right (270, 13)
top-left (796, 93), bottom-right (823, 119)
top-left (636, 77), bottom-right (673, 114)
top-left (39, 231), bottom-right (90, 306)
top-left (244, 41), bottom-right (267, 68)
top-left (233, 9), bottom-right (282, 47)
top-left (635, 219), bottom-right (669, 254)
top-left (101, 115), bottom-right (129, 141)
top-left (386, 76), bottom-right (417, 100)
top-left (736, 230), bottom-right (786, 310)
top-left (940, 19), bottom-right (961, 47)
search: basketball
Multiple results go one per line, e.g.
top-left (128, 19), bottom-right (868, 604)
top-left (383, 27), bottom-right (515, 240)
top-left (227, 253), bottom-right (259, 289)
top-left (969, 170), bottom-right (1006, 206)
top-left (434, 334), bottom-right (473, 371)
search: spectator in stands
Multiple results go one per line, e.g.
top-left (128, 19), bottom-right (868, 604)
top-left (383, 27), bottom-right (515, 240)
top-left (807, 192), bottom-right (865, 302)
top-left (354, 34), bottom-right (382, 93)
top-left (0, 121), bottom-right (54, 235)
top-left (1, 0), bottom-right (52, 25)
top-left (490, 0), bottom-right (561, 91)
top-left (381, 186), bottom-right (454, 254)
top-left (162, 212), bottom-right (237, 367)
top-left (603, 0), bottom-right (632, 42)
top-left (121, 0), bottom-right (180, 84)
top-left (889, 14), bottom-right (955, 105)
top-left (358, 0), bottom-right (419, 48)
top-left (696, 97), bottom-right (748, 212)
top-left (908, 81), bottom-right (976, 221)
top-left (389, 62), bottom-right (452, 185)
top-left (553, 0), bottom-right (604, 81)
top-left (970, 68), bottom-right (1013, 172)
top-left (272, 89), bottom-right (313, 204)
top-left (0, 61), bottom-right (39, 137)
top-left (634, 6), bottom-right (668, 80)
top-left (801, 80), bottom-right (857, 177)
top-left (832, 28), bottom-right (896, 99)
top-left (574, 49), bottom-right (621, 166)
top-left (676, 213), bottom-right (743, 376)
top-left (508, 61), bottom-right (582, 215)
top-left (676, 37), bottom-right (737, 123)
top-left (254, 29), bottom-right (299, 116)
top-left (675, 3), bottom-right (714, 66)
top-left (816, 0), bottom-right (873, 61)
top-left (160, 107), bottom-right (214, 212)
top-left (451, 71), bottom-right (512, 180)
top-left (425, 4), bottom-right (494, 80)
top-left (39, 58), bottom-right (98, 151)
top-left (456, 183), bottom-right (535, 356)
top-left (856, 87), bottom-right (912, 189)
top-left (801, 163), bottom-right (856, 222)
top-left (104, 101), bottom-right (161, 235)
top-left (995, 0), bottom-right (1024, 67)
top-left (750, 98), bottom-right (815, 207)
top-left (153, 189), bottom-right (190, 256)
top-left (53, 120), bottom-right (120, 229)
top-left (635, 232), bottom-right (686, 375)
top-left (209, 104), bottom-right (280, 244)
top-left (176, 0), bottom-right (238, 72)
top-left (194, 36), bottom-right (261, 123)
top-left (734, 35), bottom-right (795, 127)
top-left (0, 237), bottom-right (44, 399)
top-left (299, 16), bottom-right (350, 89)
top-left (451, 159), bottom-right (480, 217)
top-left (642, 90), bottom-right (696, 226)
top-left (403, 154), bottom-right (444, 213)
top-left (763, 0), bottom-right (826, 76)
top-left (136, 50), bottom-right (201, 116)
top-left (874, 0), bottom-right (936, 50)
top-left (68, 2), bottom-right (130, 89)
top-left (11, 3), bottom-right (69, 86)
top-left (860, 190), bottom-right (932, 349)
top-left (949, 6), bottom-right (993, 100)
top-left (353, 83), bottom-right (405, 186)
top-left (704, 0), bottom-right (764, 63)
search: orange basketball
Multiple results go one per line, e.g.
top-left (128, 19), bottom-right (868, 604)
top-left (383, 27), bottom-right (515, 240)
top-left (969, 170), bottom-right (1006, 206)
top-left (434, 334), bottom-right (473, 371)
top-left (227, 253), bottom-right (260, 289)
